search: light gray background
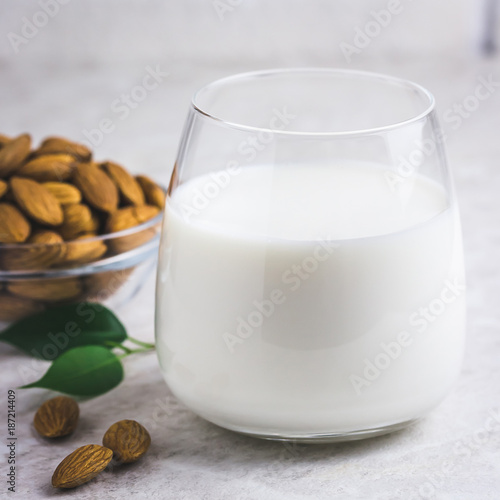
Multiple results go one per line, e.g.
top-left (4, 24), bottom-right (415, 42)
top-left (1, 1), bottom-right (500, 499)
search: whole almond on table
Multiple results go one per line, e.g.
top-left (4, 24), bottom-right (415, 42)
top-left (0, 203), bottom-right (31, 243)
top-left (43, 182), bottom-right (82, 205)
top-left (59, 203), bottom-right (99, 240)
top-left (34, 396), bottom-right (79, 438)
top-left (0, 292), bottom-right (44, 322)
top-left (0, 133), bottom-right (31, 177)
top-left (52, 444), bottom-right (112, 489)
top-left (17, 154), bottom-right (77, 182)
top-left (73, 162), bottom-right (119, 213)
top-left (8, 276), bottom-right (82, 302)
top-left (37, 136), bottom-right (92, 162)
top-left (102, 420), bottom-right (151, 464)
top-left (10, 177), bottom-right (63, 226)
top-left (136, 175), bottom-right (166, 209)
top-left (1, 230), bottom-right (65, 270)
top-left (102, 161), bottom-right (146, 206)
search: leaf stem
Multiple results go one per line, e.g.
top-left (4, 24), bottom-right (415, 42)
top-left (105, 341), bottom-right (133, 354)
top-left (117, 347), bottom-right (155, 360)
top-left (127, 336), bottom-right (155, 349)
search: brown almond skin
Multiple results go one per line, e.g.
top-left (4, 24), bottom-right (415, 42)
top-left (106, 205), bottom-right (160, 233)
top-left (102, 161), bottom-right (145, 206)
top-left (8, 277), bottom-right (82, 302)
top-left (0, 134), bottom-right (10, 148)
top-left (0, 179), bottom-right (7, 199)
top-left (61, 233), bottom-right (107, 265)
top-left (0, 292), bottom-right (44, 322)
top-left (0, 133), bottom-right (31, 177)
top-left (73, 163), bottom-right (119, 213)
top-left (0, 203), bottom-right (31, 243)
top-left (1, 230), bottom-right (65, 271)
top-left (28, 230), bottom-right (66, 267)
top-left (34, 396), bottom-right (79, 438)
top-left (52, 444), bottom-right (112, 489)
top-left (37, 137), bottom-right (92, 162)
top-left (136, 175), bottom-right (165, 209)
top-left (43, 182), bottom-right (82, 205)
top-left (16, 154), bottom-right (77, 182)
top-left (106, 206), bottom-right (160, 254)
top-left (30, 230), bottom-right (63, 244)
top-left (10, 177), bottom-right (63, 226)
top-left (108, 228), bottom-right (158, 255)
top-left (102, 419), bottom-right (151, 464)
top-left (60, 204), bottom-right (99, 240)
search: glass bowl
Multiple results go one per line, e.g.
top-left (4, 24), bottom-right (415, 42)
top-left (0, 204), bottom-right (163, 325)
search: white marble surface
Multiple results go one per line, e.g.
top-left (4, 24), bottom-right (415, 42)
top-left (1, 2), bottom-right (500, 499)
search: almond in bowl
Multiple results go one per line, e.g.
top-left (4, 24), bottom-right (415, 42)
top-left (0, 133), bottom-right (165, 322)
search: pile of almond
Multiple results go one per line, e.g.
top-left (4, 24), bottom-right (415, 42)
top-left (0, 133), bottom-right (165, 322)
top-left (33, 396), bottom-right (151, 489)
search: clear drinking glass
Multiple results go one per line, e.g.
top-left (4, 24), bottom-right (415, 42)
top-left (155, 69), bottom-right (466, 442)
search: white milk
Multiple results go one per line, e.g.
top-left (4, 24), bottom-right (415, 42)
top-left (156, 163), bottom-right (465, 437)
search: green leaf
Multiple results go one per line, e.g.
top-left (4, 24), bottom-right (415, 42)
top-left (0, 302), bottom-right (127, 360)
top-left (20, 345), bottom-right (124, 397)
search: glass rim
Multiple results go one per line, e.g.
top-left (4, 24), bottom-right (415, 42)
top-left (191, 68), bottom-right (436, 137)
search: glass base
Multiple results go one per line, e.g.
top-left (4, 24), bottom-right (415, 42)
top-left (211, 418), bottom-right (419, 444)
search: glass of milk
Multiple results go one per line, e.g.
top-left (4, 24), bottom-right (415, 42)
top-left (156, 69), bottom-right (466, 442)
